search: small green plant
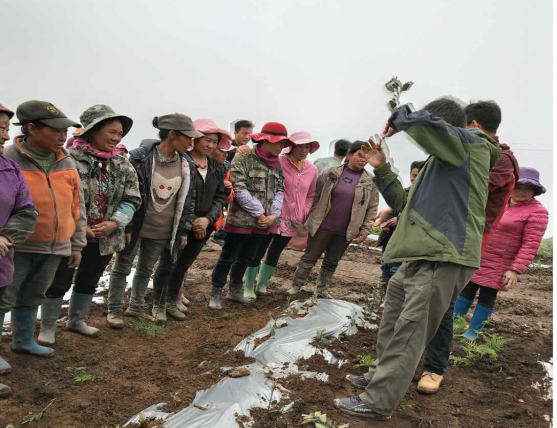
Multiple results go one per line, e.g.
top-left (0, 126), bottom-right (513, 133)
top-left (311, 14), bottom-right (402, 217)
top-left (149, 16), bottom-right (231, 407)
top-left (450, 330), bottom-right (512, 366)
top-left (315, 329), bottom-right (333, 349)
top-left (221, 311), bottom-right (238, 318)
top-left (385, 76), bottom-right (414, 111)
top-left (399, 398), bottom-right (412, 409)
top-left (130, 318), bottom-right (165, 337)
top-left (21, 399), bottom-right (55, 425)
top-left (75, 373), bottom-right (96, 382)
top-left (138, 411), bottom-right (148, 428)
top-left (302, 411), bottom-right (349, 427)
top-left (269, 317), bottom-right (277, 338)
top-left (453, 314), bottom-right (468, 335)
top-left (353, 354), bottom-right (374, 368)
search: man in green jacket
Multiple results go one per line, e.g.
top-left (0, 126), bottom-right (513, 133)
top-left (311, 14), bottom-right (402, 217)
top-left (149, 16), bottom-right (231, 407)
top-left (334, 98), bottom-right (501, 420)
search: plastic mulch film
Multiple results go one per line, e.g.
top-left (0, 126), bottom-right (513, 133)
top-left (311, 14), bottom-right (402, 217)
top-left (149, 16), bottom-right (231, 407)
top-left (125, 299), bottom-right (375, 427)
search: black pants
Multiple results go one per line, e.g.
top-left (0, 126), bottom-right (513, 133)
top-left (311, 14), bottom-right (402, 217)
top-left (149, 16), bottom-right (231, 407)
top-left (212, 232), bottom-right (269, 289)
top-left (46, 242), bottom-right (113, 298)
top-left (460, 281), bottom-right (499, 308)
top-left (423, 301), bottom-right (454, 375)
top-left (153, 226), bottom-right (213, 303)
top-left (248, 233), bottom-right (292, 268)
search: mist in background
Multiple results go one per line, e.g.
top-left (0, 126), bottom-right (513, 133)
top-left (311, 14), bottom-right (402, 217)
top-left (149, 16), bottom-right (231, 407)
top-left (2, 0), bottom-right (552, 236)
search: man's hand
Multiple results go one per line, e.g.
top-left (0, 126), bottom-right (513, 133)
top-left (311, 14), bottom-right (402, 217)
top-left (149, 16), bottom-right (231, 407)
top-left (503, 270), bottom-right (518, 289)
top-left (257, 215), bottom-right (276, 229)
top-left (192, 217), bottom-right (211, 233)
top-left (194, 230), bottom-right (206, 240)
top-left (0, 236), bottom-right (12, 258)
top-left (125, 233), bottom-right (132, 246)
top-left (224, 180), bottom-right (233, 190)
top-left (236, 145), bottom-right (251, 155)
top-left (179, 235), bottom-right (188, 249)
top-left (67, 250), bottom-right (82, 268)
top-left (371, 208), bottom-right (394, 227)
top-left (352, 232), bottom-right (368, 244)
top-left (92, 221), bottom-right (119, 239)
top-left (86, 227), bottom-right (96, 240)
top-left (380, 217), bottom-right (398, 231)
top-left (359, 136), bottom-right (387, 168)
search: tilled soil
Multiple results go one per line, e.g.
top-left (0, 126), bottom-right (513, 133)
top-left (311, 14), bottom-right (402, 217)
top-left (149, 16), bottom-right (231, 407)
top-left (0, 242), bottom-right (552, 428)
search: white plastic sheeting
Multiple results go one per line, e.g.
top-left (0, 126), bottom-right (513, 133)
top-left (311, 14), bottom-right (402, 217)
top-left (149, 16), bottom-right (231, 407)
top-left (125, 299), bottom-right (373, 427)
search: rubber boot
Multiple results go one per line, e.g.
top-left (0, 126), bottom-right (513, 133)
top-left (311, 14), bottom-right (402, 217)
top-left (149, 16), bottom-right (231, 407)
top-left (152, 304), bottom-right (167, 324)
top-left (175, 280), bottom-right (188, 313)
top-left (38, 297), bottom-right (63, 345)
top-left (11, 308), bottom-right (55, 358)
top-left (226, 282), bottom-right (251, 304)
top-left (315, 269), bottom-right (334, 298)
top-left (453, 295), bottom-right (474, 322)
top-left (463, 304), bottom-right (494, 341)
top-left (208, 287), bottom-right (223, 310)
top-left (0, 314), bottom-right (11, 374)
top-left (66, 292), bottom-right (100, 338)
top-left (256, 263), bottom-right (275, 295)
top-left (288, 265), bottom-right (312, 295)
top-left (243, 266), bottom-right (259, 299)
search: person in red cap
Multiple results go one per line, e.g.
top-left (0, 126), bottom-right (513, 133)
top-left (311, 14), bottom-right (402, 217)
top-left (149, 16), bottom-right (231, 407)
top-left (208, 122), bottom-right (292, 309)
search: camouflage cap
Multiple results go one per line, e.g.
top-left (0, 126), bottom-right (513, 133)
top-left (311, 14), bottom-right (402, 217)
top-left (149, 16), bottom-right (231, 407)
top-left (14, 100), bottom-right (81, 129)
top-left (153, 113), bottom-right (204, 139)
top-left (73, 104), bottom-right (133, 138)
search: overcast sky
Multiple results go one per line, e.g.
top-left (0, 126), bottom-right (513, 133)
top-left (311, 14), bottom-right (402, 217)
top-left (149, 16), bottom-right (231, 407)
top-left (2, 0), bottom-right (553, 237)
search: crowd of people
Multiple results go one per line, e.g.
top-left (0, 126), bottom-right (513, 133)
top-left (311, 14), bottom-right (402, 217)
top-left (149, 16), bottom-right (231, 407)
top-left (0, 98), bottom-right (549, 421)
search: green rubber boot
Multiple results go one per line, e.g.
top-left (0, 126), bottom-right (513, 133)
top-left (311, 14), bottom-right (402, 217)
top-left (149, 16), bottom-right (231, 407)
top-left (243, 266), bottom-right (259, 299)
top-left (256, 263), bottom-right (276, 295)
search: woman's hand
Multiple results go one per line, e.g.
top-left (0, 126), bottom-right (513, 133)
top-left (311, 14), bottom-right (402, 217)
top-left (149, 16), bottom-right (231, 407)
top-left (86, 227), bottom-right (96, 240)
top-left (193, 217), bottom-right (211, 232)
top-left (224, 180), bottom-right (233, 190)
top-left (503, 270), bottom-right (518, 289)
top-left (352, 232), bottom-right (368, 244)
top-left (257, 215), bottom-right (276, 229)
top-left (0, 236), bottom-right (12, 258)
top-left (236, 145), bottom-right (251, 155)
top-left (92, 221), bottom-right (119, 239)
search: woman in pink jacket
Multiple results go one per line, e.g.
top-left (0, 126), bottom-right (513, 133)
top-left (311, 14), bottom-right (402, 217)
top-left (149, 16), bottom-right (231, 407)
top-left (455, 167), bottom-right (548, 340)
top-left (243, 131), bottom-right (319, 298)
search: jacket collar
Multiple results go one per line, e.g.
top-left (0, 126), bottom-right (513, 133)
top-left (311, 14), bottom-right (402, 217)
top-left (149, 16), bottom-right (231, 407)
top-left (328, 163), bottom-right (372, 184)
top-left (15, 138), bottom-right (68, 162)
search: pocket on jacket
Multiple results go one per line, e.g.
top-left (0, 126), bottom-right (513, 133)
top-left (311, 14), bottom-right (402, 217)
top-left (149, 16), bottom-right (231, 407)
top-left (248, 170), bottom-right (267, 192)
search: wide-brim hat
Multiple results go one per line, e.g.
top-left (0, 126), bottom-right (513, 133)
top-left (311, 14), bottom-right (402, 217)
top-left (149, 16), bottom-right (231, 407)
top-left (74, 104), bottom-right (133, 137)
top-left (282, 131), bottom-right (320, 154)
top-left (0, 104), bottom-right (14, 119)
top-left (14, 100), bottom-right (81, 129)
top-left (516, 167), bottom-right (546, 194)
top-left (250, 122), bottom-right (294, 146)
top-left (116, 143), bottom-right (128, 153)
top-left (193, 119), bottom-right (232, 150)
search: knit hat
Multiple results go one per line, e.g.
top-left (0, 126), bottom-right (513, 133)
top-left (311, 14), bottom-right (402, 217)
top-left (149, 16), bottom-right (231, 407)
top-left (193, 119), bottom-right (232, 150)
top-left (282, 131), bottom-right (320, 154)
top-left (250, 122), bottom-right (294, 146)
top-left (516, 167), bottom-right (545, 194)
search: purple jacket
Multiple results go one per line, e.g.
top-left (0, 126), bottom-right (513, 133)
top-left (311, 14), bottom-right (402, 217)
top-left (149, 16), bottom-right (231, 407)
top-left (0, 156), bottom-right (38, 287)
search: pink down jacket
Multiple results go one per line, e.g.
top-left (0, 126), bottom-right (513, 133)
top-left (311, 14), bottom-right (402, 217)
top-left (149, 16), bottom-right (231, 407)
top-left (471, 199), bottom-right (548, 291)
top-left (271, 156), bottom-right (317, 237)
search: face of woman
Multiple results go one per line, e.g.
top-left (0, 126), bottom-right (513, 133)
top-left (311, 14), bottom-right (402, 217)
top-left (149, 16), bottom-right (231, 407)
top-left (261, 140), bottom-right (285, 157)
top-left (90, 119), bottom-right (124, 152)
top-left (170, 131), bottom-right (193, 154)
top-left (512, 184), bottom-right (535, 202)
top-left (194, 133), bottom-right (219, 157)
top-left (347, 150), bottom-right (367, 171)
top-left (291, 143), bottom-right (311, 161)
top-left (210, 148), bottom-right (227, 165)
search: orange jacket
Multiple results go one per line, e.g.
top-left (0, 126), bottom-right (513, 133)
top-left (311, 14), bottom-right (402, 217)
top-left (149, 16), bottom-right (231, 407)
top-left (214, 169), bottom-right (234, 231)
top-left (3, 141), bottom-right (86, 256)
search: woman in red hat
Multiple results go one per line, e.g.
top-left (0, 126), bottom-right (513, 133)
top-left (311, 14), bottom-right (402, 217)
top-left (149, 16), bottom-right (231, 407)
top-left (208, 122), bottom-right (293, 309)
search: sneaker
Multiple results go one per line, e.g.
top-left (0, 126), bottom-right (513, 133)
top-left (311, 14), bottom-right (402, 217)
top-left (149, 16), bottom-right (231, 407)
top-left (333, 396), bottom-right (391, 419)
top-left (345, 374), bottom-right (369, 389)
top-left (152, 305), bottom-right (167, 324)
top-left (125, 306), bottom-right (155, 322)
top-left (166, 303), bottom-right (186, 320)
top-left (417, 371), bottom-right (443, 394)
top-left (106, 310), bottom-right (124, 330)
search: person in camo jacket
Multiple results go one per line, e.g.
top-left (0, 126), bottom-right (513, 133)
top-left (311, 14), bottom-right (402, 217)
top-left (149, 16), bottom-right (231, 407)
top-left (0, 101), bottom-right (86, 363)
top-left (38, 105), bottom-right (141, 344)
top-left (0, 104), bottom-right (39, 399)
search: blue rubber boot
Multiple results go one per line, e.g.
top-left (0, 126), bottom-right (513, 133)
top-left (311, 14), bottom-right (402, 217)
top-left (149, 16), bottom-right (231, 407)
top-left (453, 295), bottom-right (474, 322)
top-left (463, 304), bottom-right (494, 341)
top-left (11, 308), bottom-right (55, 358)
top-left (0, 313), bottom-right (11, 374)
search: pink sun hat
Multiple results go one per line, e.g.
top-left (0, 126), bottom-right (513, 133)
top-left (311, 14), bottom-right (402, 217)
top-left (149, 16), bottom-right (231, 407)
top-left (282, 131), bottom-right (320, 154)
top-left (193, 119), bottom-right (232, 150)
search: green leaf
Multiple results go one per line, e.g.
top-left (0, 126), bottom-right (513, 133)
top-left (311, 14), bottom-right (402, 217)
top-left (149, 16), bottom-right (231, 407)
top-left (401, 81), bottom-right (414, 91)
top-left (388, 100), bottom-right (398, 111)
top-left (21, 413), bottom-right (42, 424)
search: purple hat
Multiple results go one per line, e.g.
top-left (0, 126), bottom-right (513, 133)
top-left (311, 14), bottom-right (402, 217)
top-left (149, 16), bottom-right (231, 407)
top-left (516, 167), bottom-right (545, 194)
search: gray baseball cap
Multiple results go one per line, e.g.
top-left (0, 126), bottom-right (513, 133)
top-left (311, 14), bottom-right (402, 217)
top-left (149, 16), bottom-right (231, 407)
top-left (153, 113), bottom-right (204, 138)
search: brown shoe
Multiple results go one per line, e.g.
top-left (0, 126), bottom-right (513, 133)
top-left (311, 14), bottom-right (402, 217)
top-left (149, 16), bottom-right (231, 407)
top-left (107, 310), bottom-right (124, 330)
top-left (417, 371), bottom-right (443, 394)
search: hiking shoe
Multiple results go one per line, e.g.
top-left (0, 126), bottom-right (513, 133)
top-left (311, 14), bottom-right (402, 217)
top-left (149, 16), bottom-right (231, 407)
top-left (333, 396), bottom-right (391, 419)
top-left (166, 303), bottom-right (186, 320)
top-left (176, 300), bottom-right (188, 313)
top-left (417, 371), bottom-right (443, 394)
top-left (152, 305), bottom-right (167, 324)
top-left (126, 306), bottom-right (155, 322)
top-left (181, 295), bottom-right (191, 306)
top-left (0, 383), bottom-right (11, 398)
top-left (345, 374), bottom-right (368, 389)
top-left (107, 310), bottom-right (124, 330)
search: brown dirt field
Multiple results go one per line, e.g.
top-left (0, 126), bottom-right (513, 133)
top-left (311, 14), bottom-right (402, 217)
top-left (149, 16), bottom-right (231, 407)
top-left (0, 241), bottom-right (552, 428)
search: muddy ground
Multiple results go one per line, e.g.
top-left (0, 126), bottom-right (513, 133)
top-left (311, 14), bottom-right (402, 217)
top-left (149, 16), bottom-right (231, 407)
top-left (0, 241), bottom-right (552, 428)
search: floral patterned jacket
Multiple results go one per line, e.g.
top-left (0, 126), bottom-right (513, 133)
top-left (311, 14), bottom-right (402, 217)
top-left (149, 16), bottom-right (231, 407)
top-left (68, 149), bottom-right (141, 255)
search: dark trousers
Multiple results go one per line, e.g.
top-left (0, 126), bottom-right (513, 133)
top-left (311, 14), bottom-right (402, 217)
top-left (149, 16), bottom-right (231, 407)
top-left (212, 226), bottom-right (227, 241)
top-left (380, 245), bottom-right (399, 279)
top-left (300, 230), bottom-right (349, 274)
top-left (46, 242), bottom-right (113, 298)
top-left (212, 232), bottom-right (269, 289)
top-left (248, 233), bottom-right (292, 268)
top-left (460, 281), bottom-right (499, 308)
top-left (153, 226), bottom-right (213, 303)
top-left (423, 301), bottom-right (454, 375)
